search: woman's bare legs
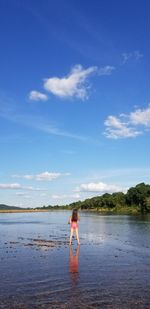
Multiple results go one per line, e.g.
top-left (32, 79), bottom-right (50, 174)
top-left (75, 228), bottom-right (80, 245)
top-left (69, 228), bottom-right (74, 245)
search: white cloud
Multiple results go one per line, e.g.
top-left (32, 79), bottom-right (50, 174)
top-left (44, 64), bottom-right (97, 99)
top-left (104, 115), bottom-right (141, 139)
top-left (12, 171), bottom-right (71, 181)
top-left (129, 106), bottom-right (150, 126)
top-left (122, 50), bottom-right (143, 64)
top-left (98, 65), bottom-right (115, 75)
top-left (23, 175), bottom-right (34, 180)
top-left (28, 64), bottom-right (115, 102)
top-left (0, 183), bottom-right (46, 191)
top-left (104, 105), bottom-right (150, 139)
top-left (0, 183), bottom-right (22, 189)
top-left (75, 182), bottom-right (122, 193)
top-left (51, 193), bottom-right (80, 200)
top-left (29, 90), bottom-right (48, 101)
top-left (12, 174), bottom-right (34, 180)
top-left (36, 172), bottom-right (62, 181)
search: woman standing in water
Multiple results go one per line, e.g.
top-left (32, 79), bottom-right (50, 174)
top-left (68, 209), bottom-right (80, 245)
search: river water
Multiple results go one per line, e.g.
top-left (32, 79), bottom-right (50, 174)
top-left (0, 211), bottom-right (150, 308)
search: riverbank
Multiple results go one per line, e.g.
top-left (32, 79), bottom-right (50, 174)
top-left (0, 206), bottom-right (140, 214)
top-left (97, 206), bottom-right (140, 215)
top-left (0, 209), bottom-right (50, 213)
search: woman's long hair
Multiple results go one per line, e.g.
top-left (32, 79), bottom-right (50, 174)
top-left (71, 209), bottom-right (78, 222)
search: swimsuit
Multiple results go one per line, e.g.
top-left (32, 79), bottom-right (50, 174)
top-left (71, 221), bottom-right (78, 229)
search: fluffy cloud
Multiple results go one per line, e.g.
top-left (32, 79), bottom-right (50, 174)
top-left (12, 171), bottom-right (70, 181)
top-left (129, 106), bottom-right (150, 126)
top-left (44, 64), bottom-right (97, 100)
top-left (104, 105), bottom-right (150, 139)
top-left (75, 182), bottom-right (122, 193)
top-left (29, 90), bottom-right (48, 101)
top-left (28, 64), bottom-right (115, 101)
top-left (104, 115), bottom-right (141, 139)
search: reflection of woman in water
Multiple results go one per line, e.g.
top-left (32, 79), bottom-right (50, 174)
top-left (69, 245), bottom-right (80, 275)
top-left (68, 209), bottom-right (80, 245)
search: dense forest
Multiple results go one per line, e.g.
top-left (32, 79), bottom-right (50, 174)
top-left (42, 183), bottom-right (150, 214)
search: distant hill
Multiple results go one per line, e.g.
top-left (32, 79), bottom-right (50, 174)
top-left (0, 204), bottom-right (23, 210)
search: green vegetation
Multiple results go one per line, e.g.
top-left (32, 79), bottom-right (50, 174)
top-left (1, 183), bottom-right (150, 214)
top-left (42, 182), bottom-right (150, 214)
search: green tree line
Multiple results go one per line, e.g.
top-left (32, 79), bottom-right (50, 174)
top-left (42, 183), bottom-right (150, 214)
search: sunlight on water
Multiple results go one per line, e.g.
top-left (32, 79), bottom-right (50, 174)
top-left (0, 211), bottom-right (150, 308)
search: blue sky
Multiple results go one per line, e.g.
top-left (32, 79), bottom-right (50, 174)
top-left (1, 0), bottom-right (150, 208)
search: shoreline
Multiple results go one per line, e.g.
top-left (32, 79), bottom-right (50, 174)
top-left (0, 206), bottom-right (141, 215)
top-left (0, 209), bottom-right (51, 213)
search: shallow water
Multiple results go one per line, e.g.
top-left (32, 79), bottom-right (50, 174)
top-left (0, 211), bottom-right (150, 308)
